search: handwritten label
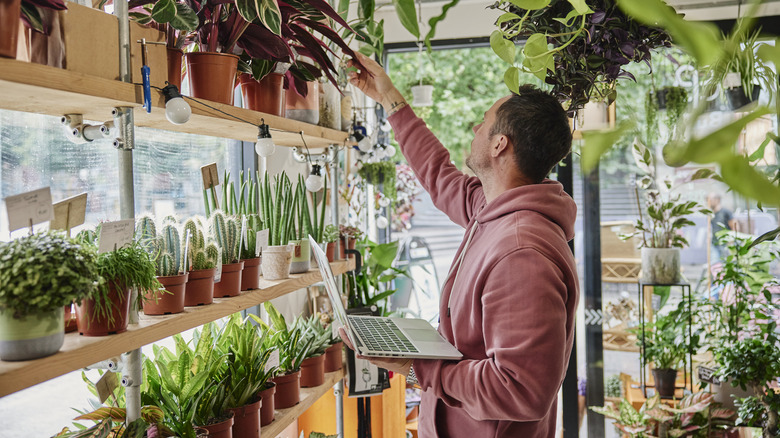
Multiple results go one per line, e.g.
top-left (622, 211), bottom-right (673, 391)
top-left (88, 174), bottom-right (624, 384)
top-left (98, 219), bottom-right (134, 253)
top-left (200, 163), bottom-right (219, 190)
top-left (698, 366), bottom-right (721, 385)
top-left (256, 229), bottom-right (269, 257)
top-left (214, 246), bottom-right (223, 283)
top-left (265, 349), bottom-right (280, 373)
top-left (4, 187), bottom-right (53, 232)
top-left (182, 230), bottom-right (191, 274)
top-left (51, 192), bottom-right (88, 232)
top-left (96, 371), bottom-right (119, 404)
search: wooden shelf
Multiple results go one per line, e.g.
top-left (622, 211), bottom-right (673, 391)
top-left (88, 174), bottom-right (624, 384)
top-left (262, 369), bottom-right (344, 438)
top-left (0, 259), bottom-right (354, 398)
top-left (0, 58), bottom-right (350, 148)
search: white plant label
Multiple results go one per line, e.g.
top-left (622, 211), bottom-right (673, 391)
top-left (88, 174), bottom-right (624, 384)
top-left (182, 230), bottom-right (191, 274)
top-left (51, 192), bottom-right (87, 233)
top-left (98, 219), bottom-right (134, 254)
top-left (256, 229), bottom-right (269, 257)
top-left (265, 349), bottom-right (280, 373)
top-left (96, 371), bottom-right (118, 404)
top-left (214, 246), bottom-right (223, 283)
top-left (4, 187), bottom-right (53, 232)
top-left (724, 72), bottom-right (742, 88)
top-left (240, 217), bottom-right (248, 251)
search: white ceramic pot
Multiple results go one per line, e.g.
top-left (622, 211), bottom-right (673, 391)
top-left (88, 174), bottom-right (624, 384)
top-left (261, 245), bottom-right (293, 280)
top-left (411, 85), bottom-right (434, 107)
top-left (288, 239), bottom-right (311, 274)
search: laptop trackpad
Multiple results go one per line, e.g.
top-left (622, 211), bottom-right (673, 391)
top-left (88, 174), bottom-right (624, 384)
top-left (406, 329), bottom-right (445, 342)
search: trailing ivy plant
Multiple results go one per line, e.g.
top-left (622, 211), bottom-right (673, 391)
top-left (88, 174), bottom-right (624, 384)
top-left (0, 231), bottom-right (98, 319)
top-left (358, 161), bottom-right (397, 205)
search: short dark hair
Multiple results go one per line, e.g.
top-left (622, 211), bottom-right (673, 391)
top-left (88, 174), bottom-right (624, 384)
top-left (489, 85), bottom-right (572, 183)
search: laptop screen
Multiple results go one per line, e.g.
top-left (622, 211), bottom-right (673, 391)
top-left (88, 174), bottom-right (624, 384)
top-left (309, 235), bottom-right (351, 329)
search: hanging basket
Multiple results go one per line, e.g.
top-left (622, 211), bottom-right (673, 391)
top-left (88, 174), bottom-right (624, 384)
top-left (411, 85), bottom-right (434, 107)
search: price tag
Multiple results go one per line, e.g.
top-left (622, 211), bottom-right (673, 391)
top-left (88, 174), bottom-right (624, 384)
top-left (265, 349), bottom-right (280, 373)
top-left (98, 219), bottom-right (134, 253)
top-left (256, 229), bottom-right (269, 257)
top-left (182, 230), bottom-right (191, 273)
top-left (697, 366), bottom-right (721, 385)
top-left (96, 371), bottom-right (119, 404)
top-left (51, 193), bottom-right (87, 233)
top-left (214, 246), bottom-right (223, 283)
top-left (200, 163), bottom-right (220, 189)
top-left (4, 187), bottom-right (53, 232)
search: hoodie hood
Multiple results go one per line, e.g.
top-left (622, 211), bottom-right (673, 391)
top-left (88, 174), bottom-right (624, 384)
top-left (475, 179), bottom-right (577, 241)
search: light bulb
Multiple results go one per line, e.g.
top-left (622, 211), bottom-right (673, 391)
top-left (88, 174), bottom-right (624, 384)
top-left (384, 144), bottom-right (396, 157)
top-left (306, 164), bottom-right (324, 192)
top-left (255, 122), bottom-right (276, 157)
top-left (376, 216), bottom-right (388, 229)
top-left (358, 135), bottom-right (372, 152)
top-left (378, 196), bottom-right (390, 208)
top-left (380, 119), bottom-right (391, 132)
top-left (374, 148), bottom-right (385, 159)
top-left (162, 84), bottom-right (191, 125)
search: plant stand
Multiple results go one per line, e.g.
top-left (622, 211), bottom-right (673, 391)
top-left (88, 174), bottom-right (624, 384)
top-left (638, 282), bottom-right (693, 398)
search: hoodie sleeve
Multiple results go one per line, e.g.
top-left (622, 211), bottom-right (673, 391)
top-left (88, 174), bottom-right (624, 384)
top-left (388, 105), bottom-right (485, 228)
top-left (412, 248), bottom-right (570, 422)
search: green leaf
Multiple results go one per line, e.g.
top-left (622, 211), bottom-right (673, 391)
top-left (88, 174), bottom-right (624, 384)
top-left (674, 107), bottom-right (771, 164)
top-left (496, 12), bottom-right (522, 26)
top-left (490, 30), bottom-right (515, 65)
top-left (236, 0), bottom-right (258, 23)
top-left (151, 0), bottom-right (176, 24)
top-left (170, 2), bottom-right (198, 31)
top-left (424, 0), bottom-right (460, 53)
top-left (581, 119), bottom-right (637, 173)
top-left (756, 39), bottom-right (780, 67)
top-left (256, 0), bottom-right (282, 36)
top-left (392, 0), bottom-right (420, 40)
top-left (566, 0), bottom-right (592, 15)
top-left (507, 0), bottom-right (550, 10)
top-left (690, 168), bottom-right (717, 181)
top-left (720, 158), bottom-right (780, 206)
top-left (358, 0), bottom-right (374, 21)
top-left (504, 67), bottom-right (520, 94)
top-left (338, 0), bottom-right (352, 21)
top-left (521, 33), bottom-right (554, 80)
top-left (748, 132), bottom-right (779, 162)
top-left (20, 3), bottom-right (43, 33)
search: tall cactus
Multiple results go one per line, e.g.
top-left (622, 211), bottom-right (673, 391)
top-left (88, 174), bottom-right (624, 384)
top-left (209, 210), bottom-right (240, 264)
top-left (160, 224), bottom-right (182, 275)
top-left (182, 217), bottom-right (216, 271)
top-left (135, 214), bottom-right (157, 253)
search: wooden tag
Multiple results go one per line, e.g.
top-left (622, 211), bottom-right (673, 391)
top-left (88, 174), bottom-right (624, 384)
top-left (201, 163), bottom-right (220, 190)
top-left (4, 187), bottom-right (53, 232)
top-left (98, 219), bottom-right (134, 253)
top-left (96, 371), bottom-right (119, 404)
top-left (51, 193), bottom-right (88, 233)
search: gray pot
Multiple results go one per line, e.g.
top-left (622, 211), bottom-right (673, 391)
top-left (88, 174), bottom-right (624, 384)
top-left (641, 247), bottom-right (681, 284)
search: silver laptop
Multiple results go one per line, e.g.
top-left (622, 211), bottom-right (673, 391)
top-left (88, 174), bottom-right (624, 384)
top-left (309, 236), bottom-right (462, 360)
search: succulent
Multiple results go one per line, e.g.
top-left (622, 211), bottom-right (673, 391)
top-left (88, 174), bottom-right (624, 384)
top-left (259, 172), bottom-right (298, 246)
top-left (134, 216), bottom-right (182, 277)
top-left (182, 218), bottom-right (218, 271)
top-left (209, 210), bottom-right (239, 264)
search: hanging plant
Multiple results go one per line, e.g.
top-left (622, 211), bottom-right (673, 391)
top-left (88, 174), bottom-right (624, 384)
top-left (358, 162), bottom-right (397, 204)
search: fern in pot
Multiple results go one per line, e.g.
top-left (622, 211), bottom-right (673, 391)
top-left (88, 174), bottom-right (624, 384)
top-left (75, 229), bottom-right (161, 336)
top-left (0, 231), bottom-right (98, 360)
top-left (135, 215), bottom-right (188, 315)
top-left (626, 140), bottom-right (711, 284)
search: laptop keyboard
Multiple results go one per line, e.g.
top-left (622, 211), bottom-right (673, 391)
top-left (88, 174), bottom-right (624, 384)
top-left (350, 317), bottom-right (420, 353)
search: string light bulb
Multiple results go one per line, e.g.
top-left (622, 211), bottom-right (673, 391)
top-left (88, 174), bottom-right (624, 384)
top-left (376, 216), bottom-right (389, 229)
top-left (353, 131), bottom-right (373, 152)
top-left (255, 120), bottom-right (276, 157)
top-left (305, 164), bottom-right (324, 192)
top-left (384, 144), bottom-right (396, 158)
top-left (162, 84), bottom-right (191, 125)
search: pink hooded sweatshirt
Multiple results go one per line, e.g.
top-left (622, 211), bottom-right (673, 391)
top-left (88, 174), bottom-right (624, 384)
top-left (389, 105), bottom-right (579, 438)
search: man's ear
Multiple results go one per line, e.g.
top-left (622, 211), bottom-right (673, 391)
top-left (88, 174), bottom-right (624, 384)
top-left (491, 134), bottom-right (511, 158)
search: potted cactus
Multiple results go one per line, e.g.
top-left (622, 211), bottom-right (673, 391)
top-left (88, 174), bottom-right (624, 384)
top-left (259, 172), bottom-right (296, 280)
top-left (182, 217), bottom-right (219, 306)
top-left (322, 225), bottom-right (339, 262)
top-left (209, 210), bottom-right (244, 298)
top-left (135, 216), bottom-right (188, 315)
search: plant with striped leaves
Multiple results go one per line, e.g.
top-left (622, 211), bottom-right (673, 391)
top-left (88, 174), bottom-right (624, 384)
top-left (258, 171), bottom-right (298, 247)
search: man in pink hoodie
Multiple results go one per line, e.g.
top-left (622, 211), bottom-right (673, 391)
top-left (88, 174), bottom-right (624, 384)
top-left (342, 53), bottom-right (579, 438)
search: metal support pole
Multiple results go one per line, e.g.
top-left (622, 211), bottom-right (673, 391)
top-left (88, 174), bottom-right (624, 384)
top-left (115, 0), bottom-right (131, 83)
top-left (123, 349), bottom-right (142, 422)
top-left (330, 146), bottom-right (340, 258)
top-left (335, 380), bottom-right (344, 437)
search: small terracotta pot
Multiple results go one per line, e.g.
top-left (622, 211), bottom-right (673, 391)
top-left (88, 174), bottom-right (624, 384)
top-left (213, 261), bottom-right (244, 298)
top-left (240, 257), bottom-right (261, 291)
top-left (166, 47), bottom-right (183, 90)
top-left (64, 304), bottom-right (77, 333)
top-left (258, 382), bottom-right (276, 426)
top-left (326, 241), bottom-right (337, 262)
top-left (239, 72), bottom-right (285, 116)
top-left (339, 237), bottom-right (356, 259)
top-left (300, 354), bottom-right (326, 388)
top-left (75, 283), bottom-right (131, 336)
top-left (185, 268), bottom-right (216, 306)
top-left (143, 273), bottom-right (188, 315)
top-left (0, 0), bottom-right (22, 59)
top-left (185, 51), bottom-right (239, 105)
top-left (271, 370), bottom-right (301, 409)
top-left (324, 341), bottom-right (343, 373)
top-left (229, 399), bottom-right (261, 438)
top-left (285, 81), bottom-right (319, 124)
top-left (201, 413), bottom-right (234, 438)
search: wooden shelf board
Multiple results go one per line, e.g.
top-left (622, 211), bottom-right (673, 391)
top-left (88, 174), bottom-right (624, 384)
top-left (262, 369), bottom-right (344, 438)
top-left (0, 58), bottom-right (350, 148)
top-left (0, 259), bottom-right (354, 398)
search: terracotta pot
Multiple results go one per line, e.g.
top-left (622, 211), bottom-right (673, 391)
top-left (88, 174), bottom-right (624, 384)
top-left (0, 0), bottom-right (22, 59)
top-left (271, 370), bottom-right (301, 409)
top-left (285, 81), bottom-right (319, 124)
top-left (185, 51), bottom-right (239, 105)
top-left (300, 354), bottom-right (326, 388)
top-left (75, 283), bottom-right (132, 336)
top-left (143, 273), bottom-right (188, 315)
top-left (240, 257), bottom-right (261, 291)
top-left (201, 413), bottom-right (233, 438)
top-left (324, 341), bottom-right (343, 373)
top-left (195, 427), bottom-right (209, 437)
top-left (64, 304), bottom-right (77, 333)
top-left (258, 382), bottom-right (276, 426)
top-left (229, 399), bottom-right (260, 438)
top-left (213, 261), bottom-right (244, 298)
top-left (326, 241), bottom-right (337, 262)
top-left (652, 368), bottom-right (677, 398)
top-left (239, 72), bottom-right (285, 116)
top-left (185, 268), bottom-right (216, 306)
top-left (166, 47), bottom-right (183, 89)
top-left (339, 237), bottom-right (356, 259)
